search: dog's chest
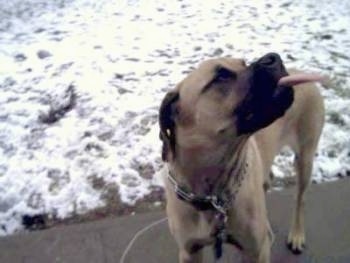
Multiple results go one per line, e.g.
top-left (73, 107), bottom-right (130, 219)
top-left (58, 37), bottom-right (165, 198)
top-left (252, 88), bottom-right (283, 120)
top-left (187, 166), bottom-right (226, 195)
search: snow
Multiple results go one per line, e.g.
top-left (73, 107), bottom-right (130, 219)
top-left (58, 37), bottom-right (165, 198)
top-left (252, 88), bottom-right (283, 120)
top-left (0, 0), bottom-right (349, 235)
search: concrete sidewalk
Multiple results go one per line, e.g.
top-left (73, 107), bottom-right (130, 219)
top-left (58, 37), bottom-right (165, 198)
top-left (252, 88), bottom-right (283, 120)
top-left (1, 178), bottom-right (350, 263)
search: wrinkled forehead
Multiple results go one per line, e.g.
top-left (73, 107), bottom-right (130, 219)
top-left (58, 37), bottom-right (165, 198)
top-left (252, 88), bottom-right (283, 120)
top-left (176, 57), bottom-right (246, 117)
top-left (178, 57), bottom-right (246, 93)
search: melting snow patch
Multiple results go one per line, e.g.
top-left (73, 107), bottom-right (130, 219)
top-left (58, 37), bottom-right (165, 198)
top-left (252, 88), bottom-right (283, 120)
top-left (0, 0), bottom-right (349, 235)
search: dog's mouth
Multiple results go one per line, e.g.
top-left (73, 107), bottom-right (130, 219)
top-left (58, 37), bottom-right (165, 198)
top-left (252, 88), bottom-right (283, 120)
top-left (235, 53), bottom-right (323, 134)
top-left (253, 52), bottom-right (324, 94)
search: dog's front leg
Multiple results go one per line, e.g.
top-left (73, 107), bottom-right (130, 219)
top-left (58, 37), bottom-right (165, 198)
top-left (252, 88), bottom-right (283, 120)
top-left (232, 221), bottom-right (271, 263)
top-left (256, 232), bottom-right (271, 263)
top-left (179, 248), bottom-right (203, 263)
top-left (241, 231), bottom-right (271, 263)
top-left (176, 231), bottom-right (206, 263)
top-left (167, 206), bottom-right (205, 263)
top-left (231, 206), bottom-right (272, 263)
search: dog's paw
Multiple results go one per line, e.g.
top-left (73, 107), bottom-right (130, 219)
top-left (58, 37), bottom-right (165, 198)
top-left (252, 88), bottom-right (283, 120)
top-left (286, 232), bottom-right (305, 254)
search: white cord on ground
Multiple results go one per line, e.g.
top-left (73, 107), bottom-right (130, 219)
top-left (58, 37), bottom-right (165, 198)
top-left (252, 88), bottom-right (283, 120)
top-left (119, 217), bottom-right (168, 263)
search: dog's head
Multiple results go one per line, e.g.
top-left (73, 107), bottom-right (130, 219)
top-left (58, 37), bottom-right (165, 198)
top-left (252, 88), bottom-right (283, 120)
top-left (159, 53), bottom-right (294, 162)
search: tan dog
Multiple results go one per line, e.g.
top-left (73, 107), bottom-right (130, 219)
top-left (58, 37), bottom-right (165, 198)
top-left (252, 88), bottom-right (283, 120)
top-left (159, 53), bottom-right (324, 263)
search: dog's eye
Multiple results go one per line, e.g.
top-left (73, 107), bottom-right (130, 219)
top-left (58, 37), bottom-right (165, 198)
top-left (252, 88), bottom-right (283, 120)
top-left (215, 67), bottom-right (236, 82)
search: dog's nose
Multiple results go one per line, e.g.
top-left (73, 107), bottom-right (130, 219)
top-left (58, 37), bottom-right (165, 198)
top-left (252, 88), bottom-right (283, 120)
top-left (258, 53), bottom-right (282, 67)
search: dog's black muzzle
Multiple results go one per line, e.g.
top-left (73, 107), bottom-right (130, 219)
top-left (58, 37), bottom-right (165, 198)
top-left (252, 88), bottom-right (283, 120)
top-left (235, 53), bottom-right (294, 134)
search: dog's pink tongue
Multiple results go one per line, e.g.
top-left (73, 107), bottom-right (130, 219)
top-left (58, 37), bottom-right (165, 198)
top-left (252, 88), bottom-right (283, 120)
top-left (278, 73), bottom-right (324, 86)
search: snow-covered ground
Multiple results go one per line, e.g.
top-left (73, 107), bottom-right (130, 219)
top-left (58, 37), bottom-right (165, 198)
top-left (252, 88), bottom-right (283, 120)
top-left (0, 0), bottom-right (349, 235)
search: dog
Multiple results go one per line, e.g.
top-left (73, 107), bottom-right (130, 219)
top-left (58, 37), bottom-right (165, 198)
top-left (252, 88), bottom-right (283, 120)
top-left (159, 53), bottom-right (325, 263)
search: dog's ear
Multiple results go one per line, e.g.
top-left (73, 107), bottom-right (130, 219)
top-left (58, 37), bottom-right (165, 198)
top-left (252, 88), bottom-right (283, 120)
top-left (159, 91), bottom-right (179, 162)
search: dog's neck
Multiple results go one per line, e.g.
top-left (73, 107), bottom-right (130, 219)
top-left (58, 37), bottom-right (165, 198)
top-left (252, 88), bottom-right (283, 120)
top-left (172, 136), bottom-right (249, 196)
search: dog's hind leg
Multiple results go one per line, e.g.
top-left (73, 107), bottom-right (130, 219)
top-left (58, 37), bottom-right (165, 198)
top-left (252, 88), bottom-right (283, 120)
top-left (286, 84), bottom-right (324, 254)
top-left (287, 147), bottom-right (314, 254)
top-left (287, 123), bottom-right (323, 254)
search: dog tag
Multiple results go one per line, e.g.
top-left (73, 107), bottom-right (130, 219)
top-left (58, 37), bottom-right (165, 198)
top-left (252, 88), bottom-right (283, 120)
top-left (214, 228), bottom-right (227, 260)
top-left (214, 234), bottom-right (223, 259)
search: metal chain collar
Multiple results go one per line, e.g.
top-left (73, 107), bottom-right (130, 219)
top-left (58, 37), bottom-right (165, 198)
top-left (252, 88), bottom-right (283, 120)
top-left (167, 161), bottom-right (247, 261)
top-left (167, 160), bottom-right (247, 215)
